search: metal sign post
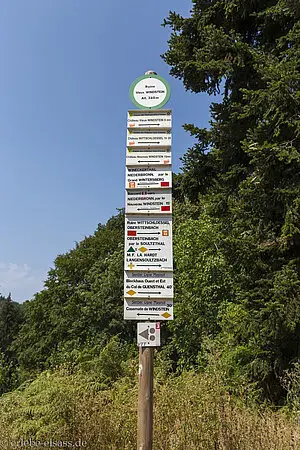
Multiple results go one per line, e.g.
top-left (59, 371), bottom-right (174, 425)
top-left (124, 71), bottom-right (173, 450)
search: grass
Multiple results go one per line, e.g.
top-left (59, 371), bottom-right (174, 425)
top-left (0, 366), bottom-right (299, 449)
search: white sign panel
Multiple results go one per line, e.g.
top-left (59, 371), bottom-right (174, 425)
top-left (126, 166), bottom-right (172, 189)
top-left (127, 110), bottom-right (172, 130)
top-left (137, 322), bottom-right (161, 347)
top-left (126, 149), bottom-right (172, 166)
top-left (126, 189), bottom-right (172, 214)
top-left (130, 75), bottom-right (170, 109)
top-left (124, 271), bottom-right (173, 298)
top-left (124, 298), bottom-right (173, 320)
top-left (125, 216), bottom-right (173, 271)
top-left (127, 130), bottom-right (171, 148)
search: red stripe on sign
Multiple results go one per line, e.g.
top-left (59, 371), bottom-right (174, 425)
top-left (161, 206), bottom-right (171, 211)
top-left (161, 182), bottom-right (170, 187)
top-left (127, 230), bottom-right (136, 236)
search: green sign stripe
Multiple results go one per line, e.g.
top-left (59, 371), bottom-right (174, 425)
top-left (129, 74), bottom-right (171, 110)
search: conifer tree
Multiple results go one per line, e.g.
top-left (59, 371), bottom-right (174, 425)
top-left (163, 0), bottom-right (300, 400)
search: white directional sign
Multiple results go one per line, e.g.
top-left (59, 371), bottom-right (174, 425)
top-left (124, 298), bottom-right (173, 320)
top-left (126, 166), bottom-right (172, 189)
top-left (124, 271), bottom-right (173, 298)
top-left (126, 189), bottom-right (172, 215)
top-left (127, 110), bottom-right (172, 130)
top-left (125, 216), bottom-right (173, 271)
top-left (127, 130), bottom-right (172, 148)
top-left (126, 149), bottom-right (172, 166)
top-left (125, 74), bottom-right (173, 322)
top-left (137, 322), bottom-right (161, 347)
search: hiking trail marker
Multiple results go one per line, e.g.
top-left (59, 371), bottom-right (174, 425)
top-left (125, 216), bottom-right (173, 271)
top-left (124, 299), bottom-right (173, 321)
top-left (126, 166), bottom-right (172, 189)
top-left (128, 110), bottom-right (172, 129)
top-left (124, 271), bottom-right (174, 299)
top-left (127, 130), bottom-right (172, 148)
top-left (137, 323), bottom-right (161, 347)
top-left (126, 148), bottom-right (172, 166)
top-left (126, 189), bottom-right (172, 215)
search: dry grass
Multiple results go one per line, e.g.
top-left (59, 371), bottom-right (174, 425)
top-left (154, 372), bottom-right (300, 449)
top-left (0, 369), bottom-right (299, 449)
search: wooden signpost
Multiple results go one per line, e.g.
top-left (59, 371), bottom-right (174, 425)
top-left (125, 72), bottom-right (173, 450)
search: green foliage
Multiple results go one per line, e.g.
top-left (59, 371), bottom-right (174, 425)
top-left (0, 366), bottom-right (299, 449)
top-left (0, 294), bottom-right (23, 356)
top-left (170, 207), bottom-right (233, 369)
top-left (163, 0), bottom-right (300, 401)
top-left (0, 294), bottom-right (23, 394)
top-left (0, 0), bottom-right (298, 414)
top-left (13, 210), bottom-right (135, 377)
top-left (78, 336), bottom-right (137, 389)
top-left (0, 365), bottom-right (138, 449)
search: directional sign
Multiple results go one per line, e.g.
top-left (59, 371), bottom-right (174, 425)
top-left (129, 74), bottom-right (170, 110)
top-left (125, 216), bottom-right (173, 271)
top-left (126, 149), bottom-right (172, 166)
top-left (126, 189), bottom-right (172, 214)
top-left (124, 298), bottom-right (173, 320)
top-left (127, 130), bottom-right (171, 148)
top-left (124, 271), bottom-right (173, 298)
top-left (137, 322), bottom-right (161, 347)
top-left (127, 110), bottom-right (172, 130)
top-left (126, 166), bottom-right (172, 189)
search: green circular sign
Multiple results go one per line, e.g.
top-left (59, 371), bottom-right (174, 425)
top-left (129, 74), bottom-right (171, 109)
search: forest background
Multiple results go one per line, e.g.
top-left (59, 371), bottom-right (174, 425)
top-left (0, 1), bottom-right (299, 448)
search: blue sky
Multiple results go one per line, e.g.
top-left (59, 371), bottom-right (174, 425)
top-left (0, 1), bottom-right (216, 302)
